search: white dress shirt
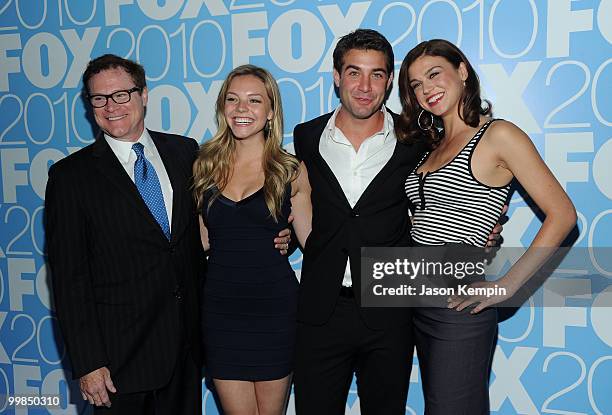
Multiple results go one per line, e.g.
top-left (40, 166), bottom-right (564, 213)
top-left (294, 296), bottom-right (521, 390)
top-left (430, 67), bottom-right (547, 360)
top-left (104, 130), bottom-right (173, 230)
top-left (319, 106), bottom-right (397, 287)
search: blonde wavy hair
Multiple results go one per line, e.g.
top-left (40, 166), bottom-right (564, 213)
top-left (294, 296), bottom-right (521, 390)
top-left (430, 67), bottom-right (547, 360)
top-left (193, 64), bottom-right (299, 221)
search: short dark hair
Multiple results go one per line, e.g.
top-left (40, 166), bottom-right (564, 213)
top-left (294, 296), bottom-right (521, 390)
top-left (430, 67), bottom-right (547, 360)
top-left (333, 29), bottom-right (394, 76)
top-left (395, 39), bottom-right (491, 146)
top-left (83, 54), bottom-right (146, 95)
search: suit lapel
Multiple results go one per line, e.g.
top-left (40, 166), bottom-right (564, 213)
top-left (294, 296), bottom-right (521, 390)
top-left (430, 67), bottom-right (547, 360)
top-left (354, 109), bottom-right (420, 209)
top-left (354, 139), bottom-right (404, 208)
top-left (307, 115), bottom-right (352, 210)
top-left (92, 134), bottom-right (170, 241)
top-left (149, 130), bottom-right (190, 243)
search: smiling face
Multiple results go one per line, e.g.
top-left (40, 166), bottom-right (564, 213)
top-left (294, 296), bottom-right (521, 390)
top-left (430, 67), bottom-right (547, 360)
top-left (223, 74), bottom-right (273, 142)
top-left (88, 67), bottom-right (147, 142)
top-left (334, 48), bottom-right (393, 121)
top-left (408, 54), bottom-right (467, 119)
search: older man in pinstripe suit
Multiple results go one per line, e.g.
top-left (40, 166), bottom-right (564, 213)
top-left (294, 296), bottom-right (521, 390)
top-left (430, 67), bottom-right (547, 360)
top-left (45, 55), bottom-right (204, 414)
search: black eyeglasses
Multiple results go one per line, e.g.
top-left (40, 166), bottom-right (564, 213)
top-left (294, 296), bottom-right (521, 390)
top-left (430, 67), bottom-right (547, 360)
top-left (88, 87), bottom-right (142, 108)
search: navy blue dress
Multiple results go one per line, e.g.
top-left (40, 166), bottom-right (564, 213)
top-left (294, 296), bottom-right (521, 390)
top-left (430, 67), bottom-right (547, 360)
top-left (201, 186), bottom-right (298, 381)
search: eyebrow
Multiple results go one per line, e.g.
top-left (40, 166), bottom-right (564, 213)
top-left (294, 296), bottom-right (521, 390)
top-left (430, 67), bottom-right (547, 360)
top-left (344, 64), bottom-right (388, 75)
top-left (409, 65), bottom-right (443, 84)
top-left (226, 91), bottom-right (264, 97)
top-left (90, 87), bottom-right (137, 96)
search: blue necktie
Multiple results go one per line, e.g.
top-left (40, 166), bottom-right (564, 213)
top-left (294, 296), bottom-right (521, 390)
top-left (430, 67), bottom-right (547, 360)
top-left (132, 143), bottom-right (171, 240)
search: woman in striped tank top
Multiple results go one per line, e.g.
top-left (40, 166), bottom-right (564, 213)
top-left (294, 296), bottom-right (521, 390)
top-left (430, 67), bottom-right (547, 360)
top-left (396, 40), bottom-right (576, 414)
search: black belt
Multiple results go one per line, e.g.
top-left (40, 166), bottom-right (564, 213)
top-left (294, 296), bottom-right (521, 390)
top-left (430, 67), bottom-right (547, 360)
top-left (339, 286), bottom-right (354, 298)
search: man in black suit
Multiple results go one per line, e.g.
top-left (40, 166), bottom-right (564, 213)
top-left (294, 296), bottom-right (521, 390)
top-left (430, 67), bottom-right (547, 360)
top-left (292, 29), bottom-right (423, 415)
top-left (293, 30), bottom-right (502, 414)
top-left (45, 54), bottom-right (204, 414)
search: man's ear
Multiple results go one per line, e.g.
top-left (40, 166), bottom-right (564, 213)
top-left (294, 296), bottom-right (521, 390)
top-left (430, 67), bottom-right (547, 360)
top-left (141, 86), bottom-right (148, 106)
top-left (333, 69), bottom-right (341, 88)
top-left (387, 71), bottom-right (394, 91)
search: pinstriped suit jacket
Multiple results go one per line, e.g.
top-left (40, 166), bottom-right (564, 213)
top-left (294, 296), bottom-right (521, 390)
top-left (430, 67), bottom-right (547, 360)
top-left (45, 130), bottom-right (204, 393)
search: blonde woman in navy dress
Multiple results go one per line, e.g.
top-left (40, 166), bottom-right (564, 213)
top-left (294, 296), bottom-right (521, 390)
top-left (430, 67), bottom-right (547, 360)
top-left (397, 40), bottom-right (576, 414)
top-left (193, 65), bottom-right (311, 415)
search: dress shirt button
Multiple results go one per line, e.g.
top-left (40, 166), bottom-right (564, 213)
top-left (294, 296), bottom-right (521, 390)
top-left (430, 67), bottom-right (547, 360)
top-left (174, 286), bottom-right (183, 300)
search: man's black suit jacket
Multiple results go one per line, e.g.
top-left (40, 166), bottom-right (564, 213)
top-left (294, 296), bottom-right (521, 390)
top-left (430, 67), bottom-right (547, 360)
top-left (293, 109), bottom-right (426, 329)
top-left (45, 130), bottom-right (204, 393)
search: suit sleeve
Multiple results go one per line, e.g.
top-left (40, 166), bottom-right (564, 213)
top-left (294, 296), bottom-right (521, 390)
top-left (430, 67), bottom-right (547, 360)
top-left (45, 164), bottom-right (109, 379)
top-left (287, 125), bottom-right (305, 255)
top-left (292, 124), bottom-right (304, 161)
top-left (187, 136), bottom-right (207, 289)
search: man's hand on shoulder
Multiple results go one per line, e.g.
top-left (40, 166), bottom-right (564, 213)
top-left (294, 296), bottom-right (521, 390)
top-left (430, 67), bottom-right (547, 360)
top-left (80, 366), bottom-right (116, 408)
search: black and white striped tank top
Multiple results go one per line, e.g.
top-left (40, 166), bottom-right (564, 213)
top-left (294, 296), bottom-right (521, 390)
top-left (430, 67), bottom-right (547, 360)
top-left (405, 119), bottom-right (510, 246)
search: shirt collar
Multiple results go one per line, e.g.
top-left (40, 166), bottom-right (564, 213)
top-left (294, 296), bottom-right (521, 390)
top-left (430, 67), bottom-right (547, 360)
top-left (380, 107), bottom-right (394, 142)
top-left (324, 105), bottom-right (393, 145)
top-left (104, 129), bottom-right (154, 163)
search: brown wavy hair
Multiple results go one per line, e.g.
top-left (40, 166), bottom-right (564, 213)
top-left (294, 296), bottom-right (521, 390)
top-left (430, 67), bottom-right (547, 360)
top-left (395, 39), bottom-right (491, 148)
top-left (192, 65), bottom-right (299, 221)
